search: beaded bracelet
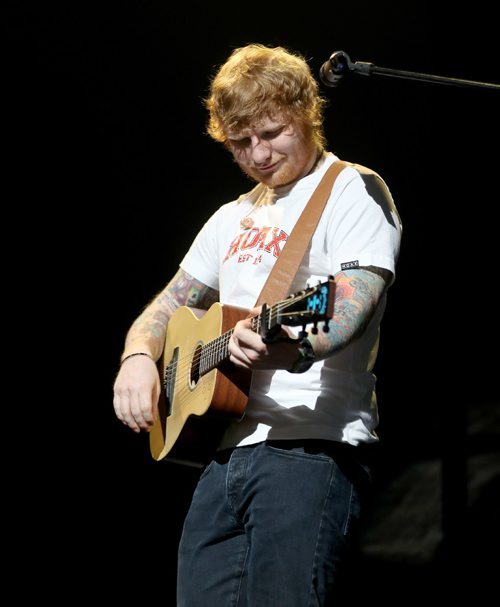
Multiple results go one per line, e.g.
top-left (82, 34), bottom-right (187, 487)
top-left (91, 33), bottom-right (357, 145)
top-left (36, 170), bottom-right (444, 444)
top-left (120, 352), bottom-right (153, 366)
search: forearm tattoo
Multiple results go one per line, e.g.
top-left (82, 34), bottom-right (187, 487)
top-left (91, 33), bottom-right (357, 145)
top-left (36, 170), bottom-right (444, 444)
top-left (310, 267), bottom-right (389, 359)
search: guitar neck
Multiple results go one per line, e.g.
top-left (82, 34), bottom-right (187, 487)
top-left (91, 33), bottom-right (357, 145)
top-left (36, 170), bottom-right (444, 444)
top-left (198, 329), bottom-right (233, 376)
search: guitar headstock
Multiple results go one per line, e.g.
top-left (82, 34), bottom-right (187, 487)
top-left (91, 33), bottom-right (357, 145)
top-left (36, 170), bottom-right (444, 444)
top-left (257, 278), bottom-right (335, 342)
top-left (277, 278), bottom-right (335, 328)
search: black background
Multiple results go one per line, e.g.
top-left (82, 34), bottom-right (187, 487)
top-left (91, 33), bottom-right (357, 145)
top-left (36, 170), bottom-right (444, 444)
top-left (8, 1), bottom-right (499, 602)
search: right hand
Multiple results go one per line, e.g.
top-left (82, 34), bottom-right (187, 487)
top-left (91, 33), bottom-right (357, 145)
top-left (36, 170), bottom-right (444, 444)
top-left (113, 355), bottom-right (160, 433)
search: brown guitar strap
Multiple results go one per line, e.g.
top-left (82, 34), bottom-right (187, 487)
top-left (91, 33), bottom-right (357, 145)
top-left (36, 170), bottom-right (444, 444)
top-left (254, 159), bottom-right (350, 307)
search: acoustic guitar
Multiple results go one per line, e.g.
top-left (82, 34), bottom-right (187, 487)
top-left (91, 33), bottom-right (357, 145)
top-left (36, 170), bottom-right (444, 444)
top-left (150, 278), bottom-right (335, 466)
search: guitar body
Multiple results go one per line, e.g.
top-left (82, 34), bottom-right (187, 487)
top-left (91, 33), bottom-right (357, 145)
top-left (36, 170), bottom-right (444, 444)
top-left (150, 303), bottom-right (252, 465)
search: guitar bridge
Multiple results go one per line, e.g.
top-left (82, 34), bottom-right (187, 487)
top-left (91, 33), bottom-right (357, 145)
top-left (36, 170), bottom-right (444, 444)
top-left (163, 347), bottom-right (179, 417)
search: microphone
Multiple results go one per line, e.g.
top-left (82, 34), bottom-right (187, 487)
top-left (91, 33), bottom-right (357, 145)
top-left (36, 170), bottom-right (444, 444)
top-left (319, 51), bottom-right (351, 87)
top-left (319, 51), bottom-right (500, 91)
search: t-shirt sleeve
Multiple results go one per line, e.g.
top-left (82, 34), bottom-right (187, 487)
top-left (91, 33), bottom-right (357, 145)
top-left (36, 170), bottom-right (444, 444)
top-left (179, 208), bottom-right (222, 290)
top-left (327, 167), bottom-right (402, 279)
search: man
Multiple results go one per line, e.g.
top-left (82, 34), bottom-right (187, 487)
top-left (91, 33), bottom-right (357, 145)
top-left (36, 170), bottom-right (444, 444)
top-left (113, 43), bottom-right (402, 606)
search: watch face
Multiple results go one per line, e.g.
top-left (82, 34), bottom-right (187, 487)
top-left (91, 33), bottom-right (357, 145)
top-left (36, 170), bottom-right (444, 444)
top-left (299, 358), bottom-right (314, 372)
top-left (289, 340), bottom-right (315, 373)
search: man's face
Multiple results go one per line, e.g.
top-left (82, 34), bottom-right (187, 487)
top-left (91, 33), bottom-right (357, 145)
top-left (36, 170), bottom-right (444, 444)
top-left (226, 116), bottom-right (316, 189)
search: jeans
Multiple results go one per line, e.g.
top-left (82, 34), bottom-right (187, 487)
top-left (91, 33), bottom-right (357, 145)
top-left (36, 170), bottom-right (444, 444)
top-left (177, 440), bottom-right (372, 606)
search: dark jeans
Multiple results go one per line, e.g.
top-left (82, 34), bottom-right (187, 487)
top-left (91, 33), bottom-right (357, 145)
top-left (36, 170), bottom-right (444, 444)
top-left (177, 439), bottom-right (372, 606)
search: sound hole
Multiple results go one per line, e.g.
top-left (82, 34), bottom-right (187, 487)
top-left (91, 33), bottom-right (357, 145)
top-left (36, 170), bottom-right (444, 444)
top-left (190, 343), bottom-right (202, 386)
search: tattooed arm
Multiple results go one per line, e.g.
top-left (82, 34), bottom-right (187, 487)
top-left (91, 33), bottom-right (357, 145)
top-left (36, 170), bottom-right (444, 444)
top-left (121, 268), bottom-right (219, 362)
top-left (113, 269), bottom-right (219, 432)
top-left (228, 266), bottom-right (391, 371)
top-left (308, 266), bottom-right (391, 360)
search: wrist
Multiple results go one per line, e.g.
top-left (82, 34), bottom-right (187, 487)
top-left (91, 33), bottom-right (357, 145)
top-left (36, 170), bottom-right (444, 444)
top-left (120, 352), bottom-right (154, 366)
top-left (287, 337), bottom-right (315, 374)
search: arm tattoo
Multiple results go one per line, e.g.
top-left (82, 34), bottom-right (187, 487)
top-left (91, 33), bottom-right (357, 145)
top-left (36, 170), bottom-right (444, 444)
top-left (123, 268), bottom-right (219, 361)
top-left (310, 267), bottom-right (389, 359)
top-left (162, 268), bottom-right (220, 310)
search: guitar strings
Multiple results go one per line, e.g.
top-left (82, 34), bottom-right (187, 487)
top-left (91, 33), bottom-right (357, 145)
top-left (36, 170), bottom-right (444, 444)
top-left (162, 290), bottom-right (325, 407)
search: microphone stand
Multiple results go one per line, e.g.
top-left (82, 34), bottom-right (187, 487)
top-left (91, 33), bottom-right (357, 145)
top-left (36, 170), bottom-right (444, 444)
top-left (320, 50), bottom-right (498, 568)
top-left (321, 50), bottom-right (500, 90)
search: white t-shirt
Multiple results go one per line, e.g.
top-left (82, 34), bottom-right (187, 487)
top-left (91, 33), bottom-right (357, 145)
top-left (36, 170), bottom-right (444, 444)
top-left (180, 153), bottom-right (402, 447)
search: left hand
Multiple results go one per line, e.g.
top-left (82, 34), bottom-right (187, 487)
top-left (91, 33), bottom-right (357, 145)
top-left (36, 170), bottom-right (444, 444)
top-left (228, 306), bottom-right (300, 370)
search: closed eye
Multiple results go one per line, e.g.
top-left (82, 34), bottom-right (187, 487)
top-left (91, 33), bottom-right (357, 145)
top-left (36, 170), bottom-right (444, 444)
top-left (228, 124), bottom-right (288, 148)
top-left (229, 137), bottom-right (251, 148)
top-left (261, 126), bottom-right (286, 140)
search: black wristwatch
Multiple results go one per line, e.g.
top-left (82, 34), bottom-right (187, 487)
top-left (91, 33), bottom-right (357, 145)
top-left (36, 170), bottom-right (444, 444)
top-left (288, 337), bottom-right (315, 374)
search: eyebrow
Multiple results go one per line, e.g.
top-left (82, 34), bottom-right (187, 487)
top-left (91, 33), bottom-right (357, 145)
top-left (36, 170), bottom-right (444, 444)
top-left (228, 124), bottom-right (288, 141)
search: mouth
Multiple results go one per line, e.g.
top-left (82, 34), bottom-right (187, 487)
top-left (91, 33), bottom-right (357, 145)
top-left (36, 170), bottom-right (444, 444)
top-left (255, 160), bottom-right (280, 174)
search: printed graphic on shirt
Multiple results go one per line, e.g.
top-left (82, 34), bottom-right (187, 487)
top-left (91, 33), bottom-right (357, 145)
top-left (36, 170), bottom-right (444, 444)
top-left (341, 260), bottom-right (359, 270)
top-left (224, 226), bottom-right (289, 263)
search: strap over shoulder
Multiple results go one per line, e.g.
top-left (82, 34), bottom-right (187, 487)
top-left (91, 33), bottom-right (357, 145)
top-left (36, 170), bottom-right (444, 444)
top-left (254, 160), bottom-right (350, 307)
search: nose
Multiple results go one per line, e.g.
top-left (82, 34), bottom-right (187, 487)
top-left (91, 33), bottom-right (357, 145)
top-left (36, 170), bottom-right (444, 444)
top-left (250, 136), bottom-right (272, 165)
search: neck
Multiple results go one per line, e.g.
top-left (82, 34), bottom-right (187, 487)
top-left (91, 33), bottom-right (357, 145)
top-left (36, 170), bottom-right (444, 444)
top-left (305, 148), bottom-right (326, 177)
